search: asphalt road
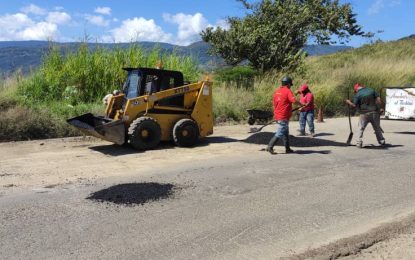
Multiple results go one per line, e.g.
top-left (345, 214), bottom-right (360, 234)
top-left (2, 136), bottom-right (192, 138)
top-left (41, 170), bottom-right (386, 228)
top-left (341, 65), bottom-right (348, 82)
top-left (1, 117), bottom-right (415, 259)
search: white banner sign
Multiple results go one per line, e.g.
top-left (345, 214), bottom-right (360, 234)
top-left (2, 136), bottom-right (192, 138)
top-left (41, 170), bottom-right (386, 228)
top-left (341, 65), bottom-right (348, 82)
top-left (385, 88), bottom-right (415, 120)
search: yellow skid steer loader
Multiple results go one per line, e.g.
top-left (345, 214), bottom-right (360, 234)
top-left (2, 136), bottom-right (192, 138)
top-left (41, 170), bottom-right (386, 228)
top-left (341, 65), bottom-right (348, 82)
top-left (67, 67), bottom-right (213, 150)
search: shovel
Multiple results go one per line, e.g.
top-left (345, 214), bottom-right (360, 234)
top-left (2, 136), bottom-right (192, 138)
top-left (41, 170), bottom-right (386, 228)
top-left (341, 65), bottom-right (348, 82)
top-left (346, 91), bottom-right (353, 145)
top-left (249, 106), bottom-right (305, 133)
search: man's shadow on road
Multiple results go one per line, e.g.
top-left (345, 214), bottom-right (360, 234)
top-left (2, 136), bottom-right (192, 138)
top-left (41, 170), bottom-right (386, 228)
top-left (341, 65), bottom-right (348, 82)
top-left (244, 132), bottom-right (346, 147)
top-left (393, 131), bottom-right (415, 135)
top-left (362, 144), bottom-right (404, 149)
top-left (243, 132), bottom-right (404, 153)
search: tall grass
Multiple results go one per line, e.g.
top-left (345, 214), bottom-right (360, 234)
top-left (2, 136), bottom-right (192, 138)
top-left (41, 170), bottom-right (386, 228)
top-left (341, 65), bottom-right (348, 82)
top-left (18, 43), bottom-right (201, 104)
top-left (0, 74), bottom-right (21, 109)
top-left (1, 43), bottom-right (201, 141)
top-left (213, 82), bottom-right (255, 122)
top-left (2, 37), bottom-right (415, 141)
top-left (214, 37), bottom-right (415, 120)
top-left (301, 38), bottom-right (415, 115)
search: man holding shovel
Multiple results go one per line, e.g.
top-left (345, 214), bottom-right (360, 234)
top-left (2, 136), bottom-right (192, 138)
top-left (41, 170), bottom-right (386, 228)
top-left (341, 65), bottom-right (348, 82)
top-left (266, 76), bottom-right (301, 154)
top-left (297, 84), bottom-right (315, 137)
top-left (345, 83), bottom-right (386, 148)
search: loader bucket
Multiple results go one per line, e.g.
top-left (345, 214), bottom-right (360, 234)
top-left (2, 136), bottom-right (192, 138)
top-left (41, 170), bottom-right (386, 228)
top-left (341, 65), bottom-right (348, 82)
top-left (67, 113), bottom-right (125, 145)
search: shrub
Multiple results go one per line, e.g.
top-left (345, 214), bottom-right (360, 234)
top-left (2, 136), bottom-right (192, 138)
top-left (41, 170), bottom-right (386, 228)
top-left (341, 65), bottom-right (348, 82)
top-left (214, 66), bottom-right (258, 89)
top-left (213, 82), bottom-right (255, 122)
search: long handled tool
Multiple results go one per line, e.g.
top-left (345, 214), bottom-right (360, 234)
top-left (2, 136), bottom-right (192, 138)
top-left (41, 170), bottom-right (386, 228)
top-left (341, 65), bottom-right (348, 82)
top-left (346, 90), bottom-right (353, 145)
top-left (249, 106), bottom-right (304, 133)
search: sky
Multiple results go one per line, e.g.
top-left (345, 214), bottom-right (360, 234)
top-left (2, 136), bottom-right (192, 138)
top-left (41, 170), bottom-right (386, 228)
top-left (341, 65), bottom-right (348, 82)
top-left (0, 0), bottom-right (413, 47)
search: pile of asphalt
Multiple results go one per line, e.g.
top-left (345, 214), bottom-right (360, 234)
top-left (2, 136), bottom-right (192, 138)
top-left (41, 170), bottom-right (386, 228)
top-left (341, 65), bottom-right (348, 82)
top-left (87, 182), bottom-right (175, 206)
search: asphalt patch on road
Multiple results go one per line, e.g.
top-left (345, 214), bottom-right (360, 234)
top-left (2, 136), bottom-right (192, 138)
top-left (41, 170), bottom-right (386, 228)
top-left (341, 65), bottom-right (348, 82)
top-left (87, 182), bottom-right (176, 206)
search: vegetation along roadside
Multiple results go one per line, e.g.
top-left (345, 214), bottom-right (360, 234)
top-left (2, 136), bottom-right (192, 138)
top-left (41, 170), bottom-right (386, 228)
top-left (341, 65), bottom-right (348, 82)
top-left (1, 36), bottom-right (415, 142)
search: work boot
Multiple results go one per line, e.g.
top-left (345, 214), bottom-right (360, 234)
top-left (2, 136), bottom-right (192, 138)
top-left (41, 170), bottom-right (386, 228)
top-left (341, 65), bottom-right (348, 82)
top-left (297, 130), bottom-right (306, 136)
top-left (283, 136), bottom-right (294, 153)
top-left (266, 136), bottom-right (279, 154)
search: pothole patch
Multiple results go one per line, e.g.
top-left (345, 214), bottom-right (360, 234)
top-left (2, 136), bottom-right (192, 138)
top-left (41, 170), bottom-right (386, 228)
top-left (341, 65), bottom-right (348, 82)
top-left (86, 182), bottom-right (176, 206)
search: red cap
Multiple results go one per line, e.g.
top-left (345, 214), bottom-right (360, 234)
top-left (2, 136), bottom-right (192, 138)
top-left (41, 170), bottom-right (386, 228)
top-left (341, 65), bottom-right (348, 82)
top-left (299, 84), bottom-right (309, 92)
top-left (354, 83), bottom-right (361, 93)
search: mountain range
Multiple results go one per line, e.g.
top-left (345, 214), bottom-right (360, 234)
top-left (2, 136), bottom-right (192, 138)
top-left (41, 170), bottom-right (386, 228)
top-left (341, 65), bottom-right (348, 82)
top-left (0, 41), bottom-right (351, 76)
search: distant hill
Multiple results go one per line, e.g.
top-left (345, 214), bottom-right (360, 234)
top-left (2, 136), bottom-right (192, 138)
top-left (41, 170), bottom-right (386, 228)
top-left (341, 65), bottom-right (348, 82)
top-left (304, 35), bottom-right (415, 95)
top-left (398, 34), bottom-right (415, 41)
top-left (0, 40), bottom-right (351, 76)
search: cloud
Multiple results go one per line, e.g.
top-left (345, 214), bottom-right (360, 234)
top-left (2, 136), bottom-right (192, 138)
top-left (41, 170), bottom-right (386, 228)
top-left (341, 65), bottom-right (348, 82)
top-left (368, 0), bottom-right (384, 15)
top-left (46, 12), bottom-right (71, 25)
top-left (390, 0), bottom-right (401, 7)
top-left (163, 12), bottom-right (228, 45)
top-left (0, 13), bottom-right (57, 40)
top-left (85, 15), bottom-right (110, 27)
top-left (21, 4), bottom-right (47, 15)
top-left (368, 0), bottom-right (401, 15)
top-left (94, 7), bottom-right (111, 16)
top-left (0, 13), bottom-right (33, 31)
top-left (215, 19), bottom-right (230, 30)
top-left (107, 17), bottom-right (172, 43)
top-left (17, 22), bottom-right (58, 40)
top-left (163, 12), bottom-right (209, 45)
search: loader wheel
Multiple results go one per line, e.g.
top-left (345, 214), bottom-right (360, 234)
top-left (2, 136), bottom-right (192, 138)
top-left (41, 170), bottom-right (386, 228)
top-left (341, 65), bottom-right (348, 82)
top-left (128, 117), bottom-right (161, 150)
top-left (173, 119), bottom-right (199, 147)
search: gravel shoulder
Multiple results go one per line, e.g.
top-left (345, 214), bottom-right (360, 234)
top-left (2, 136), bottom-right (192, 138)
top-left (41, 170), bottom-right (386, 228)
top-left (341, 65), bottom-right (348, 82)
top-left (1, 117), bottom-right (415, 259)
top-left (0, 124), bottom-right (249, 192)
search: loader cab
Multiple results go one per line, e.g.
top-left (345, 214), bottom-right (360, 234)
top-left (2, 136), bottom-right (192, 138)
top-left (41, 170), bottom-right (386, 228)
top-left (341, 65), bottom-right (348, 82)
top-left (122, 68), bottom-right (184, 104)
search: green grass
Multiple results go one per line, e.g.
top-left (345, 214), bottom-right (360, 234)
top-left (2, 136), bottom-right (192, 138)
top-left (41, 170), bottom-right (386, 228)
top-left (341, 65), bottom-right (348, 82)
top-left (18, 43), bottom-right (200, 104)
top-left (0, 43), bottom-right (201, 141)
top-left (214, 37), bottom-right (415, 120)
top-left (1, 37), bottom-right (415, 141)
top-left (213, 81), bottom-right (255, 122)
top-left (0, 76), bottom-right (103, 141)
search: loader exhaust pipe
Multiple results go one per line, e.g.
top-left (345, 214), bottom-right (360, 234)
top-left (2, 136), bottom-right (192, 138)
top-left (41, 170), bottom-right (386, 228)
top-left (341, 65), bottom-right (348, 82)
top-left (67, 113), bottom-right (125, 145)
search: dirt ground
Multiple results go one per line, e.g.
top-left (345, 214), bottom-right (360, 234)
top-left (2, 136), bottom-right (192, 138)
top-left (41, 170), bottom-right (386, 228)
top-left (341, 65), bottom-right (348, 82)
top-left (1, 117), bottom-right (415, 259)
top-left (0, 124), bottom-right (250, 191)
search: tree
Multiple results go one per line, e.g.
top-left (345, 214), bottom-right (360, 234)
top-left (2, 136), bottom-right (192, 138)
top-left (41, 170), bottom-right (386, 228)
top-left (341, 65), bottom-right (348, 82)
top-left (201, 0), bottom-right (369, 72)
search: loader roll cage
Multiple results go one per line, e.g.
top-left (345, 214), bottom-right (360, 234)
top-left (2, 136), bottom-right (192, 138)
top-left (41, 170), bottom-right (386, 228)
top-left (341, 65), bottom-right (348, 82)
top-left (122, 68), bottom-right (185, 103)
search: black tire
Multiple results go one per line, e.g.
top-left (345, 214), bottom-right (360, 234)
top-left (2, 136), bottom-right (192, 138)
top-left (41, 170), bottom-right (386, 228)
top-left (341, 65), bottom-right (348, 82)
top-left (128, 117), bottom-right (161, 150)
top-left (248, 117), bottom-right (256, 125)
top-left (173, 119), bottom-right (199, 147)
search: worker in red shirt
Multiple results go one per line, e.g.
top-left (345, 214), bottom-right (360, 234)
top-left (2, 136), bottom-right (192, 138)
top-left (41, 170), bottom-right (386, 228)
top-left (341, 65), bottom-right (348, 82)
top-left (297, 84), bottom-right (315, 137)
top-left (266, 76), bottom-right (300, 154)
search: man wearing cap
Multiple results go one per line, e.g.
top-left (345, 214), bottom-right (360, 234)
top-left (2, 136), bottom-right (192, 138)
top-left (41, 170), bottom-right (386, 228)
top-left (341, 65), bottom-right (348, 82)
top-left (297, 84), bottom-right (315, 137)
top-left (345, 83), bottom-right (386, 148)
top-left (266, 76), bottom-right (300, 154)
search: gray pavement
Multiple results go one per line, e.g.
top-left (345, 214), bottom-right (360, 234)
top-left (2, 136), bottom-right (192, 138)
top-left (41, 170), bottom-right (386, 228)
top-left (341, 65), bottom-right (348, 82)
top-left (0, 117), bottom-right (415, 259)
